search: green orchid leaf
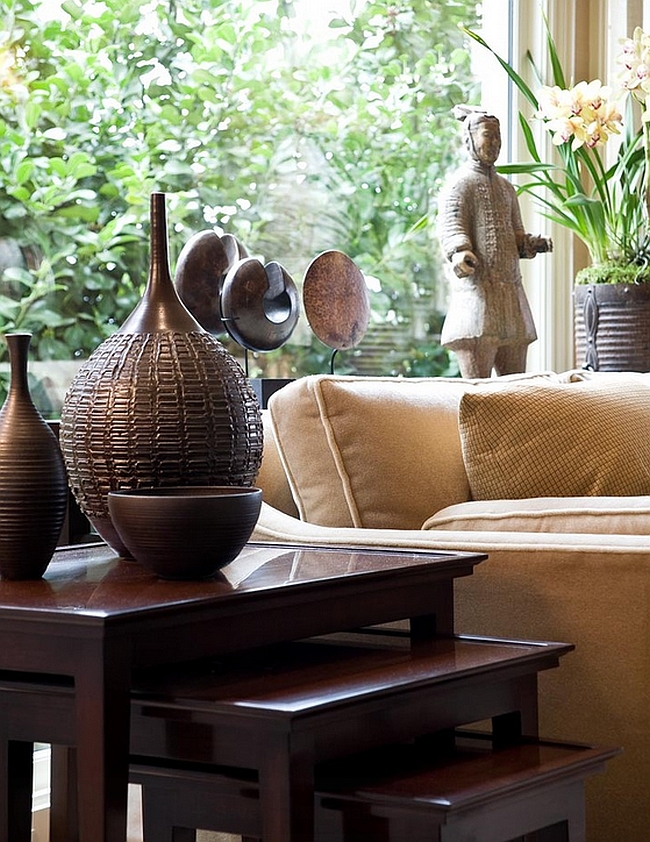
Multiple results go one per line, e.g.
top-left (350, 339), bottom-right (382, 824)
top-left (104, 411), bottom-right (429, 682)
top-left (461, 25), bottom-right (538, 109)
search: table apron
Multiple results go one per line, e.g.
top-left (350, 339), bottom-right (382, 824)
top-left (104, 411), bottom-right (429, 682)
top-left (128, 583), bottom-right (455, 666)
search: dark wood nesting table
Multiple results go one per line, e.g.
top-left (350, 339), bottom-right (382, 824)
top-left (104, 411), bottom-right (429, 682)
top-left (0, 540), bottom-right (491, 842)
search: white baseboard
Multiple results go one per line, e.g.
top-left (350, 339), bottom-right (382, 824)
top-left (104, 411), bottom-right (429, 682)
top-left (32, 746), bottom-right (50, 842)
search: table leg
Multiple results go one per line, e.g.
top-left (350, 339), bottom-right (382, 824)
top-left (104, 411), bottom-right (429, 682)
top-left (0, 740), bottom-right (33, 842)
top-left (50, 746), bottom-right (78, 842)
top-left (74, 640), bottom-right (132, 842)
top-left (491, 673), bottom-right (539, 745)
top-left (258, 736), bottom-right (315, 842)
top-left (410, 583), bottom-right (455, 641)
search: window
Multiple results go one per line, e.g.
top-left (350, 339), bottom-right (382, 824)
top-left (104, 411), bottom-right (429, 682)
top-left (0, 0), bottom-right (481, 414)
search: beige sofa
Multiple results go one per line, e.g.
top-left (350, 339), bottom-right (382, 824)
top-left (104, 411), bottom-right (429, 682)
top-left (251, 371), bottom-right (650, 842)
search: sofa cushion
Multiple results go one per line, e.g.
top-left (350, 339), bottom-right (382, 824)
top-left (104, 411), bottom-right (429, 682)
top-left (567, 369), bottom-right (650, 385)
top-left (268, 373), bottom-right (558, 530)
top-left (458, 379), bottom-right (650, 500)
top-left (255, 411), bottom-right (299, 519)
top-left (422, 497), bottom-right (650, 534)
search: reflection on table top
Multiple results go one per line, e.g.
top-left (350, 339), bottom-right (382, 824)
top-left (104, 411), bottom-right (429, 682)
top-left (0, 542), bottom-right (486, 620)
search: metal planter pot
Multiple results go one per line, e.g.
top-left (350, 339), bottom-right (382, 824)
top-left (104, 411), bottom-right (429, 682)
top-left (574, 283), bottom-right (650, 371)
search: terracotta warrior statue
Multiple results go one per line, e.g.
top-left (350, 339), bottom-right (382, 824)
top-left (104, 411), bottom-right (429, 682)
top-left (438, 107), bottom-right (552, 379)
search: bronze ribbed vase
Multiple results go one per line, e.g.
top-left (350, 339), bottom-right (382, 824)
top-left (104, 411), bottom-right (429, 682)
top-left (0, 333), bottom-right (68, 578)
top-left (60, 193), bottom-right (263, 556)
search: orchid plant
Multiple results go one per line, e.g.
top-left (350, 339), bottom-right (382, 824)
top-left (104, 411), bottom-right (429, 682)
top-left (463, 23), bottom-right (650, 281)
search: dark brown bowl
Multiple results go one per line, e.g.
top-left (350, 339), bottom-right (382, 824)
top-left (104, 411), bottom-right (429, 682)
top-left (107, 486), bottom-right (262, 579)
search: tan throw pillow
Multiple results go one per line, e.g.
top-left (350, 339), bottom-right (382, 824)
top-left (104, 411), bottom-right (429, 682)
top-left (268, 372), bottom-right (560, 530)
top-left (268, 375), bottom-right (472, 529)
top-left (458, 380), bottom-right (650, 500)
top-left (255, 411), bottom-right (299, 519)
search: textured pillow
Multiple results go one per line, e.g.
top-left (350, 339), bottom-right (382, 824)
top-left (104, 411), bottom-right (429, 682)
top-left (422, 497), bottom-right (650, 534)
top-left (268, 372), bottom-right (559, 530)
top-left (458, 380), bottom-right (650, 500)
top-left (268, 375), bottom-right (471, 528)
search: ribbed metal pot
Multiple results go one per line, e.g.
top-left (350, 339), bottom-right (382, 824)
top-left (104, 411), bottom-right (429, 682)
top-left (574, 283), bottom-right (650, 371)
top-left (60, 193), bottom-right (263, 556)
top-left (0, 333), bottom-right (68, 579)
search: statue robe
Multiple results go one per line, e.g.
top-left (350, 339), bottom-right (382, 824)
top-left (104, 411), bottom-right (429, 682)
top-left (438, 160), bottom-right (537, 350)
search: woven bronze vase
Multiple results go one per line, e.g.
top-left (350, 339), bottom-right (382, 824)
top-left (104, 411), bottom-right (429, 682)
top-left (60, 193), bottom-right (263, 556)
top-left (0, 333), bottom-right (68, 579)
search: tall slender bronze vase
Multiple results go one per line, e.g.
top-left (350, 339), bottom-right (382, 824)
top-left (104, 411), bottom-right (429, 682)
top-left (60, 193), bottom-right (263, 556)
top-left (0, 333), bottom-right (68, 579)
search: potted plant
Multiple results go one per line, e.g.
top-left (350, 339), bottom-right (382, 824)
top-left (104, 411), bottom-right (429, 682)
top-left (463, 23), bottom-right (650, 371)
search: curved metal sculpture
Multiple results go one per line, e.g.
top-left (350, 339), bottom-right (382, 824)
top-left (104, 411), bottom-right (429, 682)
top-left (221, 257), bottom-right (300, 353)
top-left (174, 230), bottom-right (248, 335)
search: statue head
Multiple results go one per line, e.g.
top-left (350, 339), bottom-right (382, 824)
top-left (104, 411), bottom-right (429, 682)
top-left (453, 106), bottom-right (501, 166)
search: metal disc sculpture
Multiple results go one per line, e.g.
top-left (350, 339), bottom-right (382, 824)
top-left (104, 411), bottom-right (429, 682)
top-left (175, 232), bottom-right (368, 376)
top-left (174, 230), bottom-right (299, 372)
top-left (220, 258), bottom-right (300, 355)
top-left (302, 250), bottom-right (370, 372)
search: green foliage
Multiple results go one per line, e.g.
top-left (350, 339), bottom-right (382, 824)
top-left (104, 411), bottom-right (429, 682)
top-left (575, 261), bottom-right (650, 285)
top-left (0, 0), bottom-right (479, 369)
top-left (394, 341), bottom-right (459, 377)
top-left (308, 0), bottom-right (480, 308)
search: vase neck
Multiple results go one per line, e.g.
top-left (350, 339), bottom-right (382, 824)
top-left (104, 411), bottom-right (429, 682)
top-left (4, 333), bottom-right (36, 409)
top-left (119, 193), bottom-right (204, 334)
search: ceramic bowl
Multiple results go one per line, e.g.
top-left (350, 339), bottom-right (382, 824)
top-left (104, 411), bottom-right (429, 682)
top-left (107, 486), bottom-right (262, 579)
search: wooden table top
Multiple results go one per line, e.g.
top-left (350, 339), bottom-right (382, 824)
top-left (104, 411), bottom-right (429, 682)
top-left (0, 541), bottom-right (486, 622)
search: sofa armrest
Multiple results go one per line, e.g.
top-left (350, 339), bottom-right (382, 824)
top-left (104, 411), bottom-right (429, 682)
top-left (252, 501), bottom-right (650, 553)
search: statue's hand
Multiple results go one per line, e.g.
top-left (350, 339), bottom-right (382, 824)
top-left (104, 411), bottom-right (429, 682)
top-left (521, 235), bottom-right (553, 258)
top-left (533, 235), bottom-right (553, 253)
top-left (451, 250), bottom-right (477, 277)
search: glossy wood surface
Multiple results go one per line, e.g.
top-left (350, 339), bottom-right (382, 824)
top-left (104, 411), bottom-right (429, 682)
top-left (0, 631), bottom-right (570, 842)
top-left (132, 635), bottom-right (572, 716)
top-left (128, 634), bottom-right (568, 806)
top-left (0, 541), bottom-right (486, 842)
top-left (318, 735), bottom-right (619, 806)
top-left (0, 543), bottom-right (482, 618)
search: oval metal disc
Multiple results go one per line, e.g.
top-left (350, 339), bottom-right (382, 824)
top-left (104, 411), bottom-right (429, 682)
top-left (174, 230), bottom-right (231, 334)
top-left (302, 250), bottom-right (370, 350)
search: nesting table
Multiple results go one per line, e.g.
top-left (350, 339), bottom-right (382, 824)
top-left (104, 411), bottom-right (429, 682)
top-left (0, 540), bottom-right (498, 842)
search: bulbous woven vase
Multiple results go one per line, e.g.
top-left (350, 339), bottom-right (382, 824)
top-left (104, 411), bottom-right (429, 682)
top-left (0, 333), bottom-right (68, 579)
top-left (60, 193), bottom-right (263, 556)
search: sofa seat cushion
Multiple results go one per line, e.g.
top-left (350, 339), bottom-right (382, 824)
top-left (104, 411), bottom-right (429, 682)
top-left (422, 497), bottom-right (650, 534)
top-left (268, 373), bottom-right (559, 530)
top-left (459, 379), bottom-right (650, 500)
